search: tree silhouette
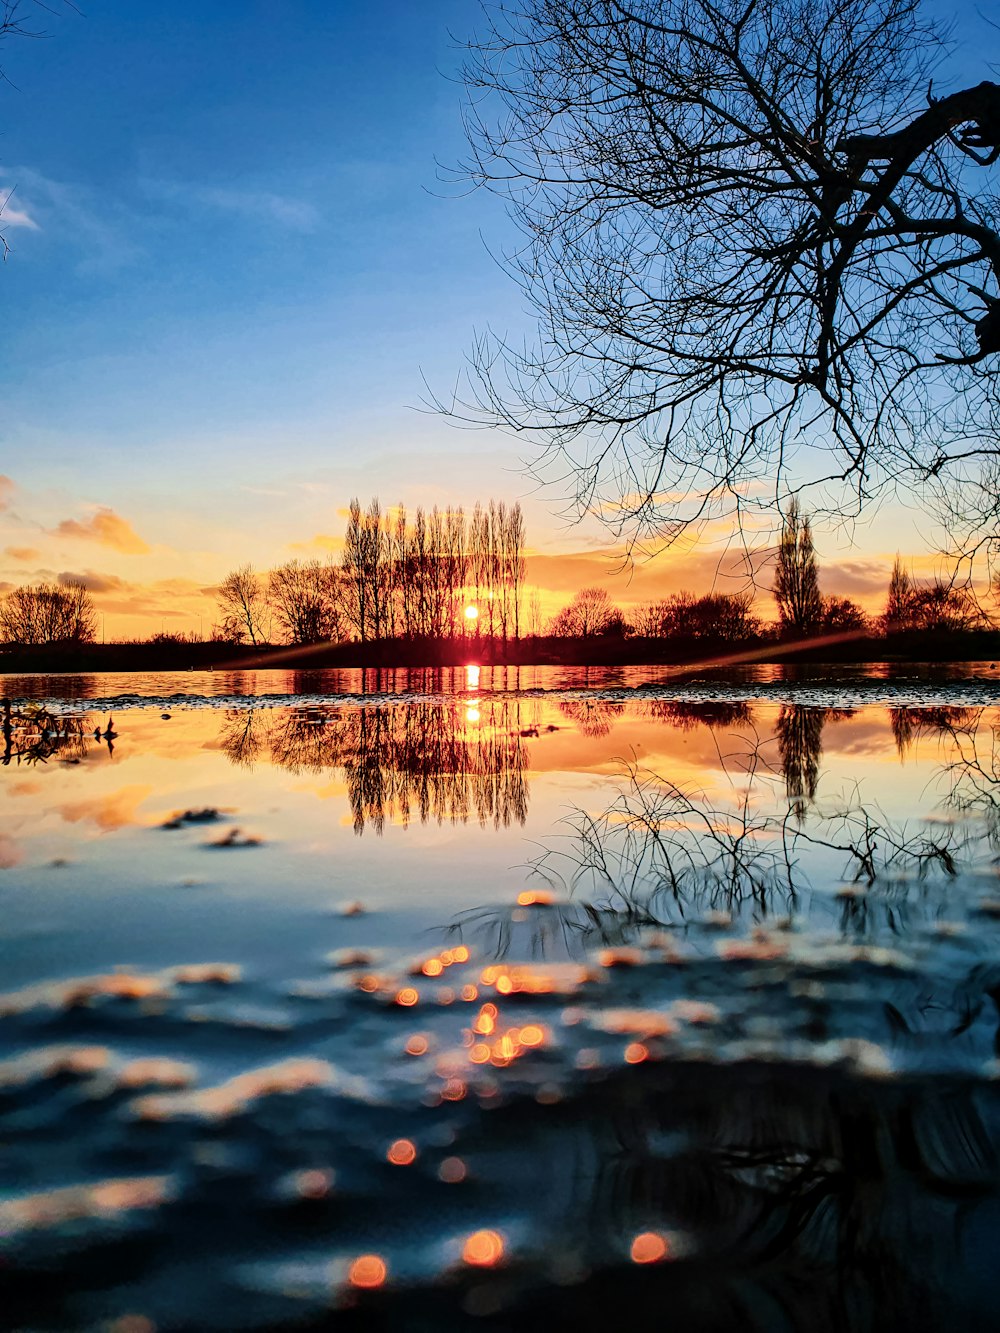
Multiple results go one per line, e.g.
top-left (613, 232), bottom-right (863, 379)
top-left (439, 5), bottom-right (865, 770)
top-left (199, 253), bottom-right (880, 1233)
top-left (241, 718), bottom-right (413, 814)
top-left (216, 565), bottom-right (267, 646)
top-left (773, 499), bottom-right (823, 636)
top-left (551, 585), bottom-right (626, 637)
top-left (0, 579), bottom-right (97, 646)
top-left (453, 0), bottom-right (1000, 556)
top-left (267, 560), bottom-right (341, 645)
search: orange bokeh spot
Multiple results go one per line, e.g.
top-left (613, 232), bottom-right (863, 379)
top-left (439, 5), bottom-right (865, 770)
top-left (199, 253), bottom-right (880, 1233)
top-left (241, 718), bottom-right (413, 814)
top-left (348, 1254), bottom-right (388, 1288)
top-left (422, 959), bottom-right (443, 977)
top-left (630, 1231), bottom-right (669, 1264)
top-left (405, 1034), bottom-right (429, 1056)
top-left (461, 984), bottom-right (478, 1002)
top-left (625, 1042), bottom-right (649, 1064)
top-left (519, 1024), bottom-right (544, 1047)
top-left (387, 1138), bottom-right (417, 1166)
top-left (453, 946), bottom-right (470, 963)
top-left (469, 1043), bottom-right (491, 1064)
top-left (491, 1033), bottom-right (519, 1066)
top-left (441, 1078), bottom-right (467, 1101)
top-left (462, 1229), bottom-right (505, 1267)
top-left (473, 1005), bottom-right (497, 1035)
top-left (440, 949), bottom-right (455, 966)
top-left (395, 988), bottom-right (419, 1007)
top-left (517, 889), bottom-right (555, 907)
top-left (599, 948), bottom-right (645, 968)
top-left (357, 974), bottom-right (379, 993)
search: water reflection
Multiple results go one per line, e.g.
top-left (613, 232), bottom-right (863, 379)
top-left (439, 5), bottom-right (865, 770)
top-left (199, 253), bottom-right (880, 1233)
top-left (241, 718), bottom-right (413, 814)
top-left (559, 698), bottom-right (626, 738)
top-left (1, 703), bottom-right (92, 767)
top-left (646, 698), bottom-right (755, 730)
top-left (5, 693), bottom-right (1000, 1329)
top-left (218, 700), bottom-right (530, 833)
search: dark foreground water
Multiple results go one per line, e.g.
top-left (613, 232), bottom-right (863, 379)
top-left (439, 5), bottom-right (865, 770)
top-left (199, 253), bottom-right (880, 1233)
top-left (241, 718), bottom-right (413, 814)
top-left (3, 670), bottom-right (1000, 1330)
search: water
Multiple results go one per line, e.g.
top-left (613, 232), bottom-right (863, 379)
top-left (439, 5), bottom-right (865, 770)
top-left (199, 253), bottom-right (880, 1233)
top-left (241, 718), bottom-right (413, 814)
top-left (3, 673), bottom-right (1000, 1330)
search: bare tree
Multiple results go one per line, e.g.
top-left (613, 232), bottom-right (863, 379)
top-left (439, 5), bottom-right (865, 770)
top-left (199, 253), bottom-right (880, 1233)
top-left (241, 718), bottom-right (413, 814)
top-left (550, 585), bottom-right (626, 636)
top-left (452, 0), bottom-right (1000, 559)
top-left (773, 499), bottom-right (823, 636)
top-left (883, 556), bottom-right (915, 631)
top-left (820, 595), bottom-right (870, 633)
top-left (0, 579), bottom-right (97, 646)
top-left (659, 589), bottom-right (762, 641)
top-left (527, 587), bottom-right (543, 638)
top-left (1, 3), bottom-right (78, 256)
top-left (216, 565), bottom-right (267, 646)
top-left (267, 560), bottom-right (342, 645)
top-left (883, 558), bottom-right (986, 631)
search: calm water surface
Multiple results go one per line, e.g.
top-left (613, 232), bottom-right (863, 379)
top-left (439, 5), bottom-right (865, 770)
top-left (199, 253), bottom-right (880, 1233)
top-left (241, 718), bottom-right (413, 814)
top-left (3, 673), bottom-right (1000, 1330)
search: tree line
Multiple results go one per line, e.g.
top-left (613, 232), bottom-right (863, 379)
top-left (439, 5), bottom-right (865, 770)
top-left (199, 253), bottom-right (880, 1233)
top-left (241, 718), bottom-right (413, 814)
top-left (215, 497), bottom-right (527, 647)
top-left (0, 580), bottom-right (96, 647)
top-left (0, 498), bottom-right (995, 650)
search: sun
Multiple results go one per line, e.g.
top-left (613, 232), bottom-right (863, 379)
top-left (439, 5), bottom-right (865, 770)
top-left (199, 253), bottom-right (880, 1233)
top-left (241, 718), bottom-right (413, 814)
top-left (464, 604), bottom-right (479, 621)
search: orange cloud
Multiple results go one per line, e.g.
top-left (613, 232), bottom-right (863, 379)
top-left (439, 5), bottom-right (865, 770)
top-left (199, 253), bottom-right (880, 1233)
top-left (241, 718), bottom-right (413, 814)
top-left (50, 507), bottom-right (150, 555)
top-left (4, 546), bottom-right (40, 562)
top-left (526, 545), bottom-right (897, 618)
top-left (57, 786), bottom-right (154, 832)
top-left (0, 475), bottom-right (13, 511)
top-left (57, 569), bottom-right (130, 594)
top-left (288, 533), bottom-right (342, 555)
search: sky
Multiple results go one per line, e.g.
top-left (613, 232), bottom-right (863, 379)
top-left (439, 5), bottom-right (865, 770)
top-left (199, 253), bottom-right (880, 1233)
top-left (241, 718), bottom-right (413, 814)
top-left (2, 0), bottom-right (998, 638)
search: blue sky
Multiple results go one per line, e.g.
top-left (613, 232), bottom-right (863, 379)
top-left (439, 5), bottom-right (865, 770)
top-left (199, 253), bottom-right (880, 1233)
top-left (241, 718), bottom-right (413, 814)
top-left (3, 1), bottom-right (520, 470)
top-left (1, 0), bottom-right (998, 634)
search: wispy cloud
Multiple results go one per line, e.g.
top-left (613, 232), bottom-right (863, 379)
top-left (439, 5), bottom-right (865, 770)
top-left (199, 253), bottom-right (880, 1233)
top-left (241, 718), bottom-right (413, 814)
top-left (0, 476), bottom-right (14, 510)
top-left (0, 188), bottom-right (39, 231)
top-left (50, 507), bottom-right (151, 555)
top-left (142, 177), bottom-right (320, 232)
top-left (0, 167), bottom-right (140, 271)
top-left (4, 546), bottom-right (41, 562)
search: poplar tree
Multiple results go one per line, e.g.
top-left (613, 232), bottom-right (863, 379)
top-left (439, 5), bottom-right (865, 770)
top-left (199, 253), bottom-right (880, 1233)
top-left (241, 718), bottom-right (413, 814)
top-left (773, 499), bottom-right (822, 636)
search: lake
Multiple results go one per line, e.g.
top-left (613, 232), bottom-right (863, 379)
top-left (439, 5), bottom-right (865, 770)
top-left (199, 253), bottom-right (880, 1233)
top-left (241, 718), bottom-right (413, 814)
top-left (3, 667), bottom-right (1000, 1330)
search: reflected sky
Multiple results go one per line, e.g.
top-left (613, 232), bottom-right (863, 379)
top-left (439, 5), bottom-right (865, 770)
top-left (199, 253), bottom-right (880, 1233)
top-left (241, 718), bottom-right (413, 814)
top-left (5, 688), bottom-right (1000, 1330)
top-left (3, 695), bottom-right (999, 990)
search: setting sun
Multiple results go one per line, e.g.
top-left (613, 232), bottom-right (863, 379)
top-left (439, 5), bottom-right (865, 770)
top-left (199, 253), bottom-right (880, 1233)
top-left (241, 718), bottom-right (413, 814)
top-left (464, 604), bottom-right (479, 620)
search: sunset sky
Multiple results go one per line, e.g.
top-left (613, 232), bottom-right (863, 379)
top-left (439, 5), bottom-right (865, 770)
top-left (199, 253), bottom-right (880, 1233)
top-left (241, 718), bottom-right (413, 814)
top-left (2, 0), bottom-right (997, 638)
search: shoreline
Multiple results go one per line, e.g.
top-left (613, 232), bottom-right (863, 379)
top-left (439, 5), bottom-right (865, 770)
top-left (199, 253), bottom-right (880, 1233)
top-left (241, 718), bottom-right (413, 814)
top-left (3, 628), bottom-right (1000, 676)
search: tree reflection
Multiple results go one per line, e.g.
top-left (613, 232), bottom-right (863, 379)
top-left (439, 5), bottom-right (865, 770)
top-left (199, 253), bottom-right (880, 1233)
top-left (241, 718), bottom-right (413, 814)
top-left (470, 1062), bottom-right (1000, 1333)
top-left (888, 705), bottom-right (981, 759)
top-left (1, 702), bottom-right (92, 766)
top-left (645, 699), bottom-right (755, 730)
top-left (776, 704), bottom-right (825, 821)
top-left (448, 750), bottom-right (982, 964)
top-left (217, 700), bottom-right (529, 833)
top-left (559, 698), bottom-right (625, 738)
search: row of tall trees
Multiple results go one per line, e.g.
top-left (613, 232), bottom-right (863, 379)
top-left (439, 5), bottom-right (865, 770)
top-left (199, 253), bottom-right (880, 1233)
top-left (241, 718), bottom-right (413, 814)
top-left (216, 498), bottom-right (527, 646)
top-left (771, 500), bottom-right (989, 638)
top-left (341, 498), bottom-right (526, 642)
top-left (0, 580), bottom-right (97, 646)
